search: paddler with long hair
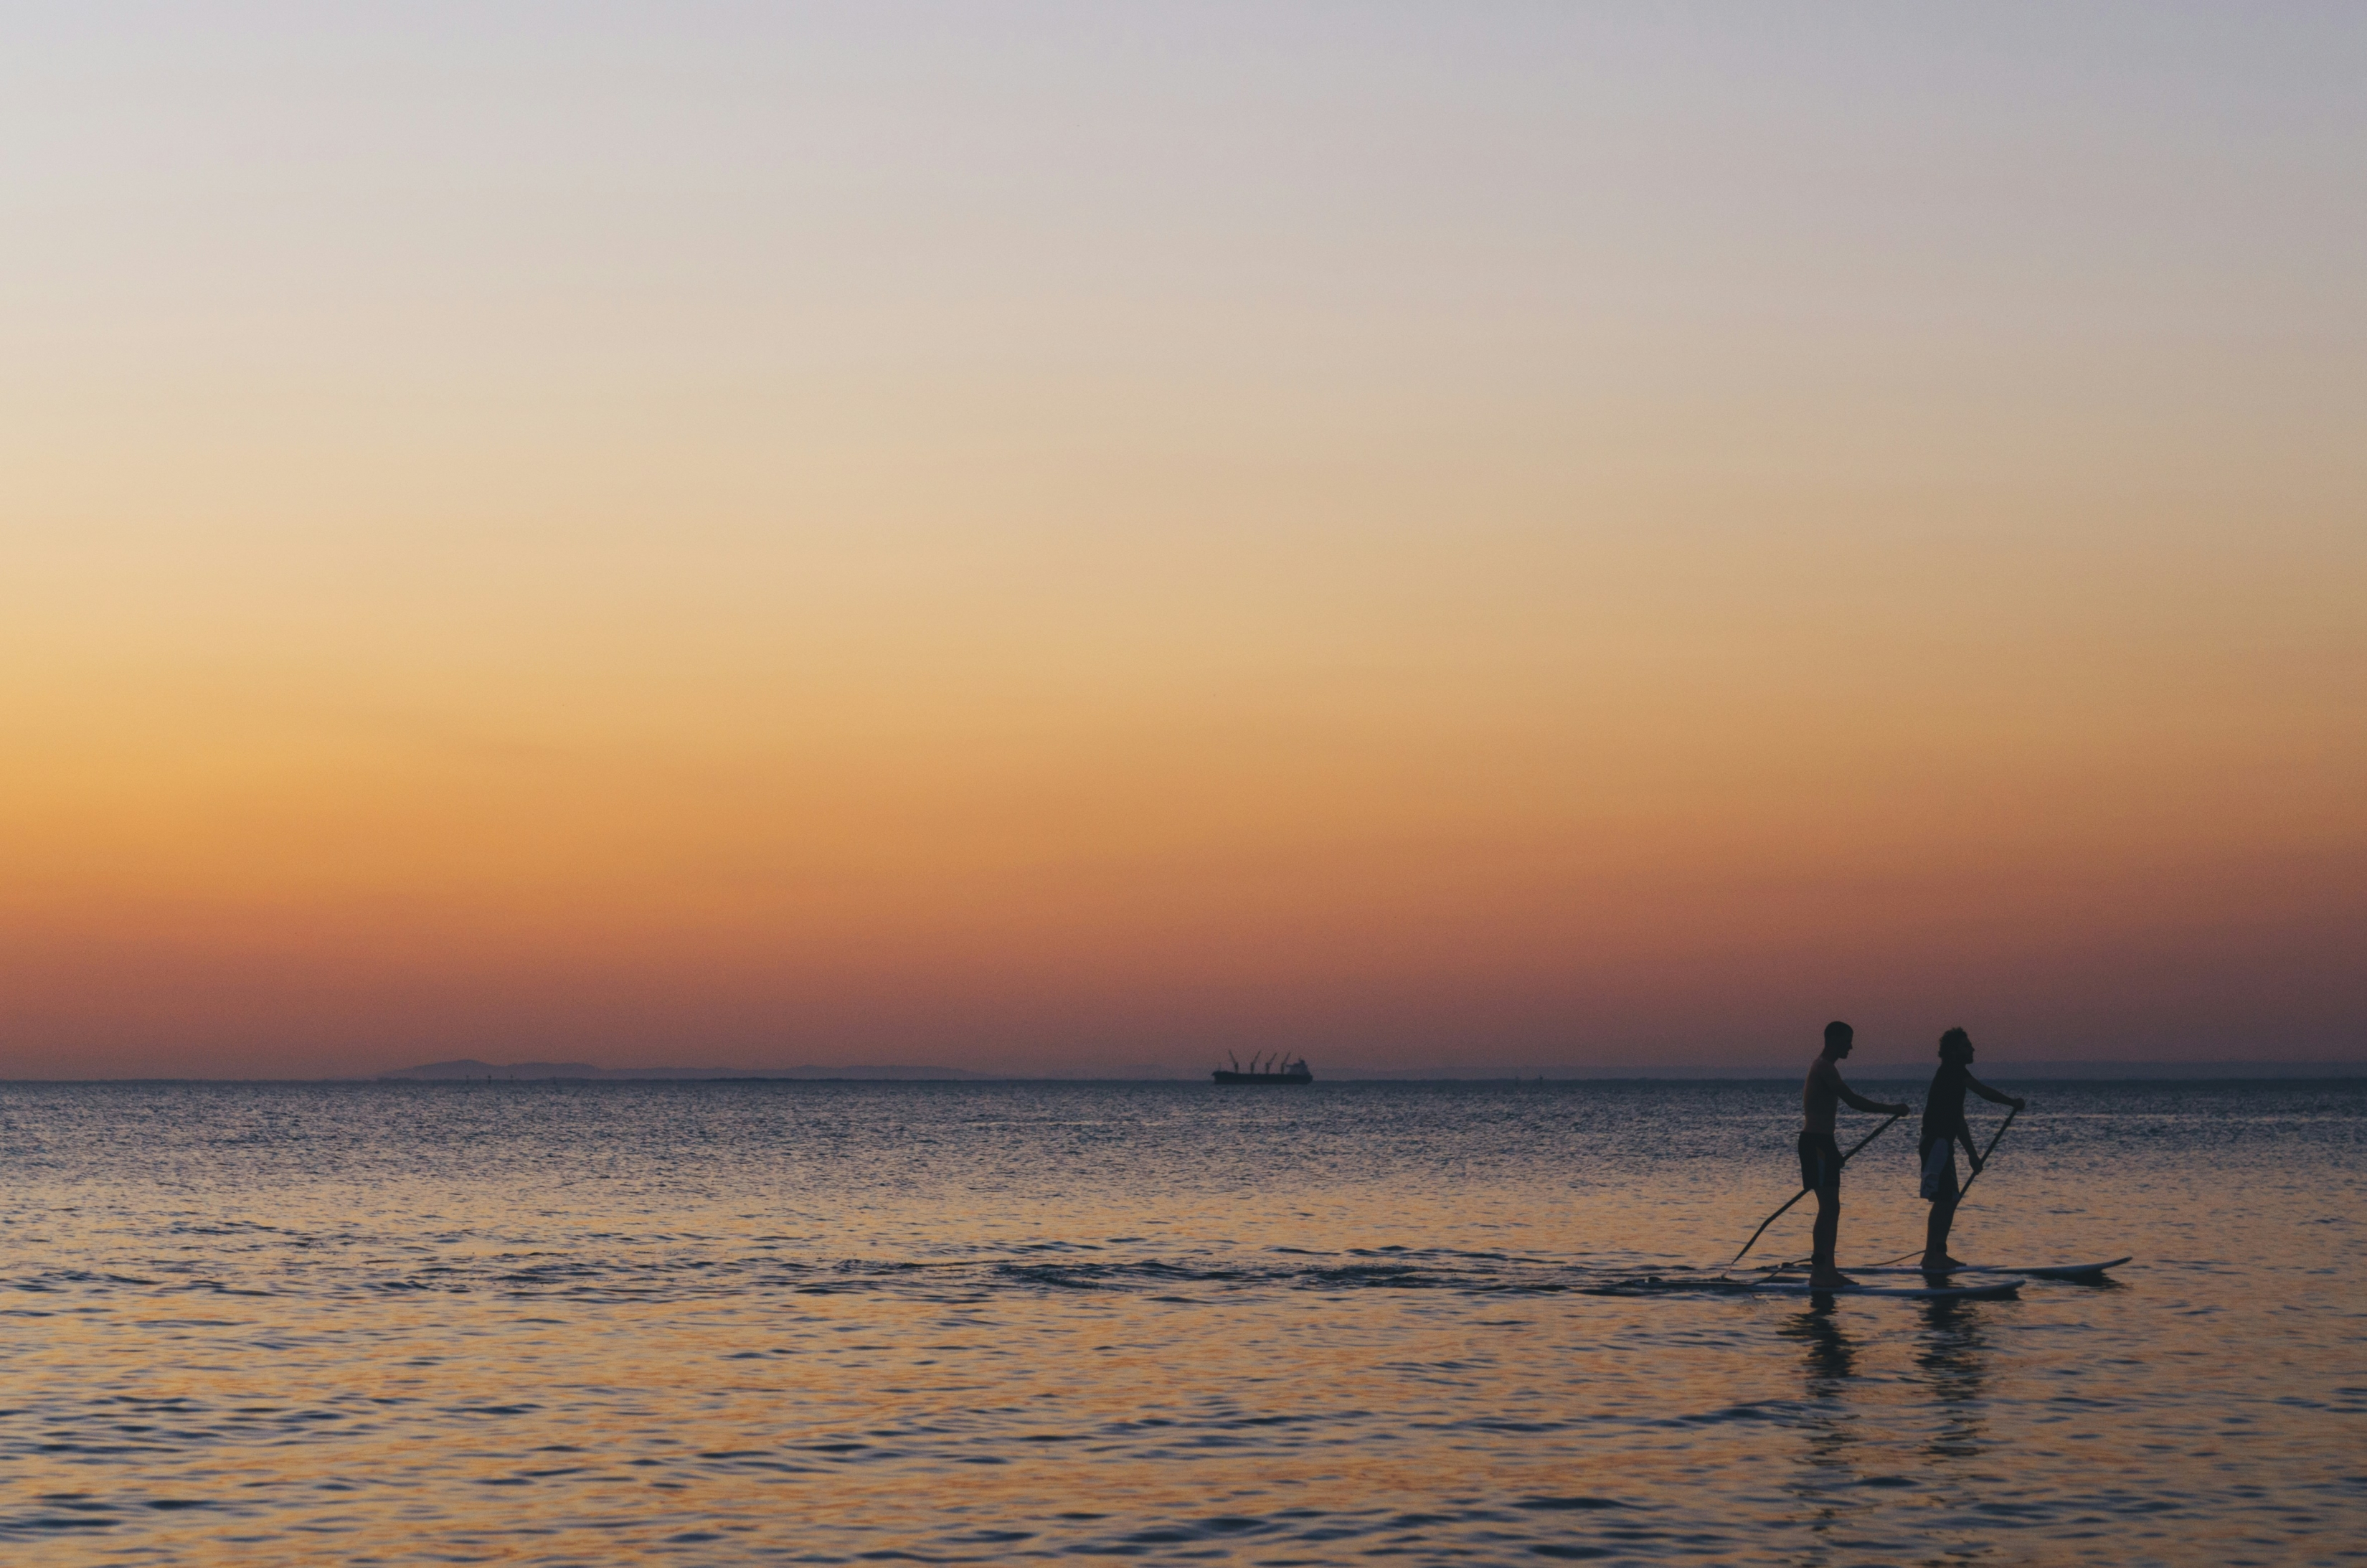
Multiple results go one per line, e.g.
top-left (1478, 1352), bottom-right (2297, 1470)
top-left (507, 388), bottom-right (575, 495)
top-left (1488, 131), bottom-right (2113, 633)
top-left (1919, 1027), bottom-right (2027, 1271)
top-left (1801, 1021), bottom-right (1911, 1289)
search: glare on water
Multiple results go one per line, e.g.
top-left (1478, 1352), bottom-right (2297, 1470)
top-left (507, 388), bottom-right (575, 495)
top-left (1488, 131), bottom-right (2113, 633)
top-left (1, 1080), bottom-right (2358, 1564)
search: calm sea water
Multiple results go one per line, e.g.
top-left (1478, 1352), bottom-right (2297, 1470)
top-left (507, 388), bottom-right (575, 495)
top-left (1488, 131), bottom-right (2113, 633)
top-left (1, 1079), bottom-right (2359, 1566)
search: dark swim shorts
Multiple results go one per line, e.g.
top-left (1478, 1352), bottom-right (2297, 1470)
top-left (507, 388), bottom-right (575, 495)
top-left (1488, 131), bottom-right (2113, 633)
top-left (1797, 1130), bottom-right (1843, 1191)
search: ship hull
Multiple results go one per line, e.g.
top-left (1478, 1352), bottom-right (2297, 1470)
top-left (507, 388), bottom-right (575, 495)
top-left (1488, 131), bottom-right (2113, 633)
top-left (1210, 1070), bottom-right (1313, 1085)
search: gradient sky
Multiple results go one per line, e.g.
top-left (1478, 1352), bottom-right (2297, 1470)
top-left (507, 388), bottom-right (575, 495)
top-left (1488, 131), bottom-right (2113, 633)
top-left (5, 4), bottom-right (2362, 1077)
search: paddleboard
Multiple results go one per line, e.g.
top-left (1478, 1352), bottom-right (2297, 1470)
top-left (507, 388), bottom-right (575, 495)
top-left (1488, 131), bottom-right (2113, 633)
top-left (1773, 1257), bottom-right (2130, 1282)
top-left (1750, 1277), bottom-right (2021, 1301)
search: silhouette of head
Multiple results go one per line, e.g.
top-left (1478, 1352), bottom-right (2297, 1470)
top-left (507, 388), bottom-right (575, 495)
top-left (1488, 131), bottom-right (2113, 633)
top-left (1939, 1027), bottom-right (1973, 1063)
top-left (1823, 1020), bottom-right (1854, 1057)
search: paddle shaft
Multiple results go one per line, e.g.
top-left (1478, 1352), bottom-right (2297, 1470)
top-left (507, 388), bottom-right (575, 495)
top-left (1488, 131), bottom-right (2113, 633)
top-left (1952, 1102), bottom-right (2019, 1204)
top-left (1729, 1112), bottom-right (1902, 1267)
top-left (1871, 1102), bottom-right (2021, 1267)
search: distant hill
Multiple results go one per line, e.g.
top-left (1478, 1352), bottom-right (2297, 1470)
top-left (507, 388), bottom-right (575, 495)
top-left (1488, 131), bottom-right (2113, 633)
top-left (375, 1059), bottom-right (1005, 1082)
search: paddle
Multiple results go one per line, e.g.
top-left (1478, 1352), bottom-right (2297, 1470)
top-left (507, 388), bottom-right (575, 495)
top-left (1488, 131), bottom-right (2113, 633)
top-left (1872, 1103), bottom-right (2020, 1268)
top-left (1954, 1102), bottom-right (2018, 1204)
top-left (1729, 1112), bottom-right (1902, 1268)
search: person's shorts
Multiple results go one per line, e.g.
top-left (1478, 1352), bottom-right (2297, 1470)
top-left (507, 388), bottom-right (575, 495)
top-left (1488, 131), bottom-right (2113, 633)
top-left (1920, 1139), bottom-right (1959, 1201)
top-left (1798, 1130), bottom-right (1843, 1191)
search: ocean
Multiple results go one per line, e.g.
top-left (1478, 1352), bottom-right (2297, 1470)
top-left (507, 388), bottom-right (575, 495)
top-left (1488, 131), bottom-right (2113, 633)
top-left (1, 1078), bottom-right (2358, 1565)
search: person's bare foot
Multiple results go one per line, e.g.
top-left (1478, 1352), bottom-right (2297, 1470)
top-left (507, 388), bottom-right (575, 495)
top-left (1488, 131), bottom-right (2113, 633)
top-left (1919, 1254), bottom-right (1965, 1272)
top-left (1808, 1267), bottom-right (1856, 1290)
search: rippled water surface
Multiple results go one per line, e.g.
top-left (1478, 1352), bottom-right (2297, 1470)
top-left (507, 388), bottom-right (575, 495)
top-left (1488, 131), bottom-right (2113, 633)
top-left (1, 1079), bottom-right (2360, 1565)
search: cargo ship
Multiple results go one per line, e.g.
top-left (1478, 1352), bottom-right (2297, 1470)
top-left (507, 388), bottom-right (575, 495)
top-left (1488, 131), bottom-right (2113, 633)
top-left (1211, 1052), bottom-right (1313, 1085)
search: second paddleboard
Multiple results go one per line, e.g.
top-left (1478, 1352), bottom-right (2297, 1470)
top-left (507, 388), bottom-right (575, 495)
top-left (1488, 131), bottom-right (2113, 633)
top-left (1751, 1278), bottom-right (2021, 1301)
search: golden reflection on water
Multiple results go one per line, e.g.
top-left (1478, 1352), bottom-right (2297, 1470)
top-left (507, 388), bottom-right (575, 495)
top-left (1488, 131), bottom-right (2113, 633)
top-left (1917, 1298), bottom-right (1992, 1463)
top-left (1, 1080), bottom-right (2360, 1564)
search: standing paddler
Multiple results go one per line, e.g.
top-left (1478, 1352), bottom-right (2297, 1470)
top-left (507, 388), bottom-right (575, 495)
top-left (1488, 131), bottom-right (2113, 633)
top-left (1800, 1021), bottom-right (1911, 1289)
top-left (1919, 1027), bottom-right (2027, 1271)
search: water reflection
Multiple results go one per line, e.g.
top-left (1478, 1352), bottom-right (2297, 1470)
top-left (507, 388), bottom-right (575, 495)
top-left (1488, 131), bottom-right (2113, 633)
top-left (1781, 1301), bottom-right (1861, 1543)
top-left (0, 1080), bottom-right (2348, 1565)
top-left (1917, 1300), bottom-right (1991, 1460)
top-left (1787, 1300), bottom-right (1859, 1393)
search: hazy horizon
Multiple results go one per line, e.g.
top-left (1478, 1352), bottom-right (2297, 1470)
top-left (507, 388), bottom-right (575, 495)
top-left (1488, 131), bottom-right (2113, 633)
top-left (6, 4), bottom-right (2362, 1079)
top-left (11, 1051), bottom-right (2363, 1085)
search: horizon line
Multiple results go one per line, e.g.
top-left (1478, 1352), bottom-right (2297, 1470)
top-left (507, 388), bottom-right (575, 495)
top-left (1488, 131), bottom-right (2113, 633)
top-left (6, 1058), bottom-right (2364, 1086)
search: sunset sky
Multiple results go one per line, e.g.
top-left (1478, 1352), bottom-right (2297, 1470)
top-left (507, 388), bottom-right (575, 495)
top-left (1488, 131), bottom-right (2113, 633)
top-left (4, 4), bottom-right (2361, 1078)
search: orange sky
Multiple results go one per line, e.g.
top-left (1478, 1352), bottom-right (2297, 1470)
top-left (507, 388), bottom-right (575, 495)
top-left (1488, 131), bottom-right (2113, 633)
top-left (4, 6), bottom-right (2361, 1077)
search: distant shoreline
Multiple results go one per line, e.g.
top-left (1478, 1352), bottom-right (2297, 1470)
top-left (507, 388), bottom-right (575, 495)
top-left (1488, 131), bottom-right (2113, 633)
top-left (6, 1060), bottom-right (2361, 1085)
top-left (364, 1057), bottom-right (2367, 1083)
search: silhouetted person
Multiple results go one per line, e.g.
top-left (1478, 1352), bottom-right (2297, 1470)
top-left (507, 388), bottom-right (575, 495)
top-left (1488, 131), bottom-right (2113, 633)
top-left (1801, 1021), bottom-right (1909, 1289)
top-left (1919, 1027), bottom-right (2026, 1270)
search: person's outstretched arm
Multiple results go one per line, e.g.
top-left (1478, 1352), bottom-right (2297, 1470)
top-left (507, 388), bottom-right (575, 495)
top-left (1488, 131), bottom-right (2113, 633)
top-left (1966, 1071), bottom-right (2027, 1112)
top-left (1837, 1077), bottom-right (1911, 1116)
